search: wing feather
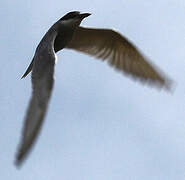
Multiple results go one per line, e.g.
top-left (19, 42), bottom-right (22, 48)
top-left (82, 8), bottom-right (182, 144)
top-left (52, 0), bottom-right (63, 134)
top-left (66, 27), bottom-right (172, 89)
top-left (16, 52), bottom-right (55, 166)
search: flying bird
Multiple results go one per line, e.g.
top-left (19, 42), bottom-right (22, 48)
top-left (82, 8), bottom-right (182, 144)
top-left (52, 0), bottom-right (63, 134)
top-left (16, 11), bottom-right (172, 167)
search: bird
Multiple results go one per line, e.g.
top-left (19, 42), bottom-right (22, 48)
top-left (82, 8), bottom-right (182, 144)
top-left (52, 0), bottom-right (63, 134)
top-left (16, 11), bottom-right (172, 167)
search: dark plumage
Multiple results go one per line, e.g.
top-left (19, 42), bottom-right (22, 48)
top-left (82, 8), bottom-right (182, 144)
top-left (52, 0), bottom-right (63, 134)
top-left (16, 11), bottom-right (90, 166)
top-left (16, 11), bottom-right (172, 167)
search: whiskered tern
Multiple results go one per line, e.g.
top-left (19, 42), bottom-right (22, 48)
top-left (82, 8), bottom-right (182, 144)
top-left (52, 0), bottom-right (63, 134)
top-left (16, 11), bottom-right (172, 167)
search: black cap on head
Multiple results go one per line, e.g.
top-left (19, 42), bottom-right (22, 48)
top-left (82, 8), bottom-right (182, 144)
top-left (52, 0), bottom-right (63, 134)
top-left (59, 11), bottom-right (91, 21)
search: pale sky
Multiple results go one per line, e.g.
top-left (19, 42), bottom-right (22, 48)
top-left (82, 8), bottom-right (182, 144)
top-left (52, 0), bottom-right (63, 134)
top-left (1, 0), bottom-right (185, 179)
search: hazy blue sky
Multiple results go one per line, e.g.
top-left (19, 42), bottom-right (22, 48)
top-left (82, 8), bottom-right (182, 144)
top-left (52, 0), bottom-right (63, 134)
top-left (1, 0), bottom-right (185, 179)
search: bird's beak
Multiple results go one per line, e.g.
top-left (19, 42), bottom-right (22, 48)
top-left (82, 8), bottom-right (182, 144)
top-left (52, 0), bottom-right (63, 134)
top-left (79, 13), bottom-right (91, 19)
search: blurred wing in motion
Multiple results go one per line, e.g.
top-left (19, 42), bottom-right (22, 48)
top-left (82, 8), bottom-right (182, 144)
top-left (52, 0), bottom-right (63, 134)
top-left (16, 51), bottom-right (56, 166)
top-left (66, 27), bottom-right (172, 89)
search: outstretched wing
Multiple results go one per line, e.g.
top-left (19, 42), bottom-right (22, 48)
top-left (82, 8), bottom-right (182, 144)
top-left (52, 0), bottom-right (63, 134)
top-left (16, 51), bottom-right (56, 166)
top-left (66, 27), bottom-right (172, 89)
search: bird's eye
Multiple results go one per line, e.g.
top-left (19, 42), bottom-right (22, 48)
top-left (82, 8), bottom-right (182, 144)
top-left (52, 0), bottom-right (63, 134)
top-left (60, 11), bottom-right (80, 21)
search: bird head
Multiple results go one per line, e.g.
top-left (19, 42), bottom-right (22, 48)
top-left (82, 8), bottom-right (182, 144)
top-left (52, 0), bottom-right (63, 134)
top-left (59, 11), bottom-right (91, 27)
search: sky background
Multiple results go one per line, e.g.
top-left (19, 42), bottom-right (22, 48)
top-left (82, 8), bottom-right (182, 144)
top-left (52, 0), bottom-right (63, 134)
top-left (1, 0), bottom-right (185, 179)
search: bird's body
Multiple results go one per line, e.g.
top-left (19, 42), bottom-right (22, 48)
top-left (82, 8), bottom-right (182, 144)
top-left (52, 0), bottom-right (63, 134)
top-left (16, 11), bottom-right (172, 167)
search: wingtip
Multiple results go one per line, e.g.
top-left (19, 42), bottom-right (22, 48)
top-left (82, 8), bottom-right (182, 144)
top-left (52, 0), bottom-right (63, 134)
top-left (14, 160), bottom-right (21, 169)
top-left (15, 142), bottom-right (29, 168)
top-left (21, 71), bottom-right (29, 79)
top-left (150, 77), bottom-right (175, 93)
top-left (21, 75), bottom-right (25, 79)
top-left (21, 58), bottom-right (34, 79)
top-left (14, 154), bottom-right (24, 169)
top-left (164, 78), bottom-right (176, 94)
